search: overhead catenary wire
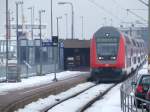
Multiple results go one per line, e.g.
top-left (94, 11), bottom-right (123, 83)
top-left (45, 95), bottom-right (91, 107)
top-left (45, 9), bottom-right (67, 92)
top-left (111, 0), bottom-right (148, 23)
top-left (126, 9), bottom-right (148, 22)
top-left (87, 0), bottom-right (125, 23)
top-left (137, 0), bottom-right (148, 6)
top-left (88, 0), bottom-right (148, 26)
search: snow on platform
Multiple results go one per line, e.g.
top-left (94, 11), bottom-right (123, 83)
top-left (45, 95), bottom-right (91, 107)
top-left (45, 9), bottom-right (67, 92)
top-left (0, 77), bottom-right (6, 82)
top-left (0, 71), bottom-right (87, 93)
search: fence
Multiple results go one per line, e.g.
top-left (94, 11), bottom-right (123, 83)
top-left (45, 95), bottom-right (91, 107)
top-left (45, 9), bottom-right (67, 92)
top-left (0, 39), bottom-right (64, 82)
top-left (120, 71), bottom-right (150, 112)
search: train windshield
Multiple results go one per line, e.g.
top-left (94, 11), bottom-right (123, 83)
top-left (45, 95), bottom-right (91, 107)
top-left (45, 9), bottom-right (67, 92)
top-left (96, 37), bottom-right (119, 58)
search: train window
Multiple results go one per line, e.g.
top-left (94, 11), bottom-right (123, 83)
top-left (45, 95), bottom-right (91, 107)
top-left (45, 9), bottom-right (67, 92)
top-left (96, 43), bottom-right (118, 56)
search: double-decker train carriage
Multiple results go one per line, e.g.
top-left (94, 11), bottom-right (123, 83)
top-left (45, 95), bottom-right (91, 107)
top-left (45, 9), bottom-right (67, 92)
top-left (90, 26), bottom-right (147, 82)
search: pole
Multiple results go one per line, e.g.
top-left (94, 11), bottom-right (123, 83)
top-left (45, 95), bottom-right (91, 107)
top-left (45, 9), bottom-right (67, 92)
top-left (33, 7), bottom-right (34, 39)
top-left (81, 16), bottom-right (83, 40)
top-left (21, 1), bottom-right (24, 32)
top-left (28, 7), bottom-right (33, 40)
top-left (16, 2), bottom-right (21, 82)
top-left (57, 17), bottom-right (59, 37)
top-left (6, 0), bottom-right (8, 81)
top-left (71, 3), bottom-right (74, 39)
top-left (31, 8), bottom-right (33, 40)
top-left (65, 13), bottom-right (68, 39)
top-left (58, 2), bottom-right (74, 39)
top-left (53, 17), bottom-right (61, 82)
top-left (39, 11), bottom-right (42, 76)
top-left (51, 0), bottom-right (53, 37)
top-left (148, 0), bottom-right (150, 64)
top-left (38, 10), bottom-right (45, 76)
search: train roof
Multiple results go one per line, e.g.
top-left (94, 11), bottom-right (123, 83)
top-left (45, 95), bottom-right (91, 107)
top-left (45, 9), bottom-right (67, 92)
top-left (94, 26), bottom-right (121, 38)
top-left (94, 26), bottom-right (145, 45)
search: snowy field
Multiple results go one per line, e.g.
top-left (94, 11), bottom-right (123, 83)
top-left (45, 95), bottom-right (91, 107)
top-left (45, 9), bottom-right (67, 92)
top-left (0, 71), bottom-right (87, 93)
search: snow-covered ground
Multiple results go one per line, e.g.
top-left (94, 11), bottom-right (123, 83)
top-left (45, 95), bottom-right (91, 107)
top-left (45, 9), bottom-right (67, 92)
top-left (48, 84), bottom-right (113, 112)
top-left (15, 62), bottom-right (149, 112)
top-left (16, 83), bottom-right (113, 112)
top-left (0, 71), bottom-right (87, 93)
top-left (85, 84), bottom-right (122, 112)
top-left (16, 82), bottom-right (95, 112)
top-left (0, 77), bottom-right (6, 82)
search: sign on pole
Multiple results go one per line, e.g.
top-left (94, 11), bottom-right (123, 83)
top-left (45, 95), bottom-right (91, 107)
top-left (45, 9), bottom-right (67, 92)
top-left (52, 36), bottom-right (58, 46)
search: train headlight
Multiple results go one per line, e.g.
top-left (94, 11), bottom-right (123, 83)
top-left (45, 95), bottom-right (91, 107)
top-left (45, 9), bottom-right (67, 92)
top-left (111, 57), bottom-right (116, 60)
top-left (98, 57), bottom-right (103, 60)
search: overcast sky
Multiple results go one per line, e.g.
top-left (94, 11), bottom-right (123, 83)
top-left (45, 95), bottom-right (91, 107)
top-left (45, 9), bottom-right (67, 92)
top-left (0, 0), bottom-right (148, 39)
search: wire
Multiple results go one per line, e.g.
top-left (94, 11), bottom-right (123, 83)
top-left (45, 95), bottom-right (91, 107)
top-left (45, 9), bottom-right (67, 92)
top-left (127, 9), bottom-right (147, 22)
top-left (137, 0), bottom-right (148, 6)
top-left (87, 0), bottom-right (125, 23)
top-left (111, 0), bottom-right (148, 22)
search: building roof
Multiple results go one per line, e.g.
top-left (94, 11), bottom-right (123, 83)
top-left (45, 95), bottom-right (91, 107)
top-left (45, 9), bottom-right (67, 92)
top-left (63, 39), bottom-right (90, 48)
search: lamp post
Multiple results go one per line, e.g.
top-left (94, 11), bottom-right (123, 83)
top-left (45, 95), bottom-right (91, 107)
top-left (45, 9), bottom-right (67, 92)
top-left (56, 16), bottom-right (62, 37)
top-left (58, 2), bottom-right (74, 39)
top-left (52, 16), bottom-right (62, 82)
top-left (39, 9), bottom-right (45, 76)
top-left (64, 13), bottom-right (68, 39)
top-left (6, 0), bottom-right (8, 81)
top-left (16, 1), bottom-right (23, 82)
top-left (28, 7), bottom-right (34, 40)
top-left (81, 16), bottom-right (84, 40)
top-left (51, 0), bottom-right (53, 37)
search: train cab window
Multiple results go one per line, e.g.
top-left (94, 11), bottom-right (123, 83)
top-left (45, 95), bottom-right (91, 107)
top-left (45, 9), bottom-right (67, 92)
top-left (96, 36), bottom-right (119, 59)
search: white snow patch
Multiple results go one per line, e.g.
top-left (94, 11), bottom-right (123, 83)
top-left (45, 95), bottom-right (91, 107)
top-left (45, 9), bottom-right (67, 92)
top-left (0, 77), bottom-right (6, 82)
top-left (16, 82), bottom-right (95, 112)
top-left (85, 84), bottom-right (122, 112)
top-left (0, 71), bottom-right (87, 93)
top-left (48, 84), bottom-right (113, 112)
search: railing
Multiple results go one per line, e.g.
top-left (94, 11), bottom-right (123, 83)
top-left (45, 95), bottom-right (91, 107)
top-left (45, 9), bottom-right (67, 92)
top-left (120, 72), bottom-right (150, 112)
top-left (0, 39), bottom-right (64, 82)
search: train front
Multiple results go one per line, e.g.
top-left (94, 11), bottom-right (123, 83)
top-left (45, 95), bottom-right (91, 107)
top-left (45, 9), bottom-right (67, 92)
top-left (90, 27), bottom-right (125, 82)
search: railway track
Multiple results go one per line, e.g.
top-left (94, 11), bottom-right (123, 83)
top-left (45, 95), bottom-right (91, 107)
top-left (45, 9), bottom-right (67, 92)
top-left (3, 69), bottom-right (139, 112)
top-left (43, 72), bottom-right (136, 112)
top-left (43, 83), bottom-right (117, 112)
top-left (0, 73), bottom-right (90, 112)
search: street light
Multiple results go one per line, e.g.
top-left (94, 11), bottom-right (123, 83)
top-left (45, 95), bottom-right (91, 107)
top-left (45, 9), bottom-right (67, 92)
top-left (28, 7), bottom-right (34, 40)
top-left (64, 13), bottom-right (68, 39)
top-left (80, 16), bottom-right (84, 40)
top-left (58, 2), bottom-right (74, 39)
top-left (39, 9), bottom-right (45, 76)
top-left (56, 16), bottom-right (62, 37)
top-left (6, 0), bottom-right (9, 82)
top-left (52, 16), bottom-right (62, 82)
top-left (16, 1), bottom-right (23, 82)
top-left (51, 0), bottom-right (53, 37)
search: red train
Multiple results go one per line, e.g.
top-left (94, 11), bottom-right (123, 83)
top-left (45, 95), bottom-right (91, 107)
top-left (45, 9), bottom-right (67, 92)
top-left (90, 26), bottom-right (147, 82)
